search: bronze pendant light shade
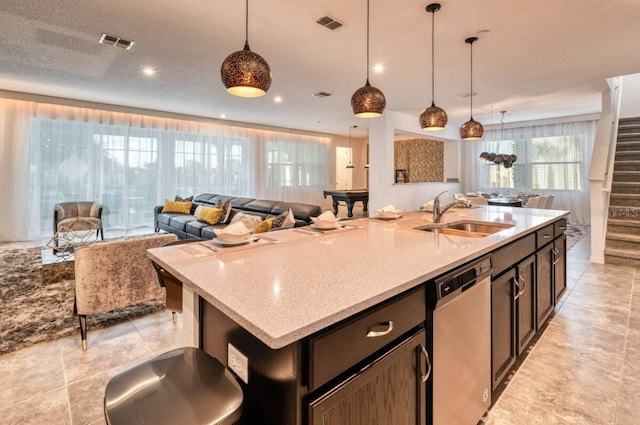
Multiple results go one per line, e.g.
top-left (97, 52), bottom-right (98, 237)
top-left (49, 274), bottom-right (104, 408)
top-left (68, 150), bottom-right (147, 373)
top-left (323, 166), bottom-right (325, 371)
top-left (221, 0), bottom-right (271, 97)
top-left (351, 0), bottom-right (386, 118)
top-left (419, 3), bottom-right (447, 131)
top-left (460, 37), bottom-right (484, 140)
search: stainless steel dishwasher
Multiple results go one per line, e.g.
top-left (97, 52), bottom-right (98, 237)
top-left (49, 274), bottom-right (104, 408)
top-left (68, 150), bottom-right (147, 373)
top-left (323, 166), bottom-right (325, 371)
top-left (427, 255), bottom-right (492, 425)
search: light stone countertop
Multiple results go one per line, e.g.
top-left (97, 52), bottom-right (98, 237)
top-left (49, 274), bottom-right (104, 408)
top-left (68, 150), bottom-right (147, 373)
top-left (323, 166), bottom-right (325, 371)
top-left (147, 206), bottom-right (569, 349)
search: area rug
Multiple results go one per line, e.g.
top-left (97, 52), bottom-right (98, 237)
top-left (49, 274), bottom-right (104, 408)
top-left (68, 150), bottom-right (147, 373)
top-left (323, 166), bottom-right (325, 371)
top-left (566, 224), bottom-right (589, 252)
top-left (0, 245), bottom-right (164, 355)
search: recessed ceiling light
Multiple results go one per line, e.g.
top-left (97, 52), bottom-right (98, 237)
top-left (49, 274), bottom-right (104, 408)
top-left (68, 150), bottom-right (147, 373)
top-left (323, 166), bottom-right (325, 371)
top-left (142, 67), bottom-right (155, 76)
top-left (373, 64), bottom-right (384, 73)
top-left (220, 114), bottom-right (227, 119)
top-left (274, 96), bottom-right (283, 103)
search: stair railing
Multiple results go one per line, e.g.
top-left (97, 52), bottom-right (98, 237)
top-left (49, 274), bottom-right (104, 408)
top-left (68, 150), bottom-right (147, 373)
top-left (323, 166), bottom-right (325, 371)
top-left (603, 77), bottom-right (623, 193)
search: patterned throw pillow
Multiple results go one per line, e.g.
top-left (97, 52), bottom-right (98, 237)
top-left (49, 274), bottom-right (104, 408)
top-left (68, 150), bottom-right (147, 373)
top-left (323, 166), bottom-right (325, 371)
top-left (230, 212), bottom-right (263, 231)
top-left (272, 208), bottom-right (296, 229)
top-left (216, 200), bottom-right (233, 224)
top-left (161, 200), bottom-right (193, 214)
top-left (252, 218), bottom-right (274, 234)
top-left (196, 207), bottom-right (223, 225)
top-left (174, 195), bottom-right (194, 202)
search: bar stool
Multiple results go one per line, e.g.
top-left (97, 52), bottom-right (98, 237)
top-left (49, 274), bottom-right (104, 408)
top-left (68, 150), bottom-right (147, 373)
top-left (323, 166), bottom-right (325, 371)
top-left (104, 347), bottom-right (243, 425)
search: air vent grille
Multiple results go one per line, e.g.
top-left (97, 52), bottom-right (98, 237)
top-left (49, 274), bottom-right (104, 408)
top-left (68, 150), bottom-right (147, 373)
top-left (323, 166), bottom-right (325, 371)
top-left (99, 33), bottom-right (135, 50)
top-left (316, 16), bottom-right (343, 30)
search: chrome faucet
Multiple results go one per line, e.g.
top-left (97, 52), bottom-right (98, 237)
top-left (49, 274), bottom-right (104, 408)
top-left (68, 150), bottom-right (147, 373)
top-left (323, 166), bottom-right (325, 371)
top-left (432, 191), bottom-right (472, 223)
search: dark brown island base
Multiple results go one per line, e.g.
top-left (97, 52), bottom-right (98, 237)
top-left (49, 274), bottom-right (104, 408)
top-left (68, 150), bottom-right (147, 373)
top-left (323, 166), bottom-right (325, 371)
top-left (148, 208), bottom-right (568, 425)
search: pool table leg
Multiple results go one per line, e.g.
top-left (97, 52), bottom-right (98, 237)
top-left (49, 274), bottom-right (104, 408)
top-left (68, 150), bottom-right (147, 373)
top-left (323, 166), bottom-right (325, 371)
top-left (346, 201), bottom-right (354, 218)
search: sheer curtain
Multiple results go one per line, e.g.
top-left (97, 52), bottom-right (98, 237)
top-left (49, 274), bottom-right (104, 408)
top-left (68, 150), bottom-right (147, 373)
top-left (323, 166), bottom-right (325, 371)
top-left (461, 119), bottom-right (597, 224)
top-left (0, 98), bottom-right (330, 242)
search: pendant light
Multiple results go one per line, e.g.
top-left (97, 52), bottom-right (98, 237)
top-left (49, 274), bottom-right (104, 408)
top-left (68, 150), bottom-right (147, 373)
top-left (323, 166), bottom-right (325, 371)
top-left (220, 0), bottom-right (271, 97)
top-left (460, 37), bottom-right (484, 140)
top-left (346, 125), bottom-right (357, 169)
top-left (351, 0), bottom-right (386, 118)
top-left (419, 3), bottom-right (447, 131)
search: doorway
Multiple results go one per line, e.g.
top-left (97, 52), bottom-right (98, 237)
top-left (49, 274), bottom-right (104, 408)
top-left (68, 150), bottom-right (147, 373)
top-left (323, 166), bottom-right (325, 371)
top-left (335, 147), bottom-right (352, 190)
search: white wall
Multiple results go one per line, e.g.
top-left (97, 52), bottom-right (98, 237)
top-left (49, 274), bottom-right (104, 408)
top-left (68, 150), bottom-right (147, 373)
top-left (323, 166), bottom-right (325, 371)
top-left (368, 110), bottom-right (461, 212)
top-left (620, 73), bottom-right (640, 118)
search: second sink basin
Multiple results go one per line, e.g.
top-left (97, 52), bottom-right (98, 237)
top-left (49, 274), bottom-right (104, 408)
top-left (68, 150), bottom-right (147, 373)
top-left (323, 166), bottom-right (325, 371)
top-left (416, 220), bottom-right (514, 238)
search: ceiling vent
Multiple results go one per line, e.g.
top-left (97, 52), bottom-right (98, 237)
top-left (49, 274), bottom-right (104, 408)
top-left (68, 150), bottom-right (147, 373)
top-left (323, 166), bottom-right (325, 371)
top-left (312, 92), bottom-right (332, 98)
top-left (99, 33), bottom-right (135, 50)
top-left (316, 16), bottom-right (343, 30)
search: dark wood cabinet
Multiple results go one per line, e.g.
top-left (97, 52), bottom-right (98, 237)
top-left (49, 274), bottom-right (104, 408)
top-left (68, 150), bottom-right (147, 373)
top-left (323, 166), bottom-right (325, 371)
top-left (491, 269), bottom-right (516, 390)
top-left (515, 255), bottom-right (536, 355)
top-left (554, 234), bottom-right (567, 303)
top-left (308, 329), bottom-right (427, 425)
top-left (536, 243), bottom-right (554, 329)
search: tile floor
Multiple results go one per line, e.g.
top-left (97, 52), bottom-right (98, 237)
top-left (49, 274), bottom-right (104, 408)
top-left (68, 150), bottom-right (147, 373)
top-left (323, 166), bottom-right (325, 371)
top-left (2, 217), bottom-right (638, 424)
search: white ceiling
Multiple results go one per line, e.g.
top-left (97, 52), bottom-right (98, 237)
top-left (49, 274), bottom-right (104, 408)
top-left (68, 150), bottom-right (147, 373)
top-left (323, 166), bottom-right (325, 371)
top-left (1, 0), bottom-right (639, 137)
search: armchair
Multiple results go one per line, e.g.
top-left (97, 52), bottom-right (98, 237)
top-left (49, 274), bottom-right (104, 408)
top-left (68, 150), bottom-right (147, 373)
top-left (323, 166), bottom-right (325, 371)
top-left (53, 201), bottom-right (104, 247)
top-left (73, 233), bottom-right (178, 350)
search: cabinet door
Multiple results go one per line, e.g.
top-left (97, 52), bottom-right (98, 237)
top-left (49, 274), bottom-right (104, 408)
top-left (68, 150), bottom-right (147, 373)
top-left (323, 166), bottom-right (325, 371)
top-left (536, 244), bottom-right (554, 329)
top-left (554, 235), bottom-right (567, 304)
top-left (491, 269), bottom-right (516, 390)
top-left (515, 256), bottom-right (536, 355)
top-left (308, 329), bottom-right (427, 425)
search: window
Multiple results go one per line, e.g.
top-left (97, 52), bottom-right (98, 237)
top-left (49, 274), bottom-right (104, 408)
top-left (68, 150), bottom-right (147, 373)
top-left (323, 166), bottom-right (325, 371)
top-left (481, 134), bottom-right (583, 191)
top-left (266, 139), bottom-right (326, 188)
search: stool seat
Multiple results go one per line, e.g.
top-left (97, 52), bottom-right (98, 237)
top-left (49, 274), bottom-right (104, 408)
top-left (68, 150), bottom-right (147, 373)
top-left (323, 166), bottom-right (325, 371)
top-left (104, 347), bottom-right (243, 425)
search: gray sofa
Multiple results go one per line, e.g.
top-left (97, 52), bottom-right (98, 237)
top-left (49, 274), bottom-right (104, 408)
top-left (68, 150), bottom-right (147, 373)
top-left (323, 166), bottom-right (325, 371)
top-left (154, 193), bottom-right (323, 239)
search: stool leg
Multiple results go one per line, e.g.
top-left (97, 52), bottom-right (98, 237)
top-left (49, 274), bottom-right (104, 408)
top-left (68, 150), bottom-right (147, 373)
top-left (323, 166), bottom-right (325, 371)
top-left (79, 315), bottom-right (88, 351)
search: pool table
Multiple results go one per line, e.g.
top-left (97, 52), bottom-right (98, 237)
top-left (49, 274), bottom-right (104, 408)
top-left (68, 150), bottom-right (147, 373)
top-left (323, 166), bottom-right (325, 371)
top-left (323, 189), bottom-right (369, 218)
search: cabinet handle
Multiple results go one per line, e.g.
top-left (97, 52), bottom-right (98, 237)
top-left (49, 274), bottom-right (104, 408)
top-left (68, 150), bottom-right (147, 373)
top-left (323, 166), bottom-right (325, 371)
top-left (513, 277), bottom-right (522, 300)
top-left (366, 321), bottom-right (394, 338)
top-left (553, 247), bottom-right (560, 265)
top-left (420, 345), bottom-right (432, 383)
top-left (518, 274), bottom-right (526, 298)
top-left (559, 226), bottom-right (566, 230)
top-left (543, 234), bottom-right (551, 239)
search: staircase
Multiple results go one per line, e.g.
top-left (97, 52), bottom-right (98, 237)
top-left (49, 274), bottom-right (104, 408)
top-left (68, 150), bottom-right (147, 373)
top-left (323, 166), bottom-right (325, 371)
top-left (605, 117), bottom-right (640, 267)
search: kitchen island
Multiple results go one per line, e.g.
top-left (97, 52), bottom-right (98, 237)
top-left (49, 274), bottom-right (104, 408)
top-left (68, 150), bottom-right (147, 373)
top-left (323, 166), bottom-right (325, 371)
top-left (148, 206), bottom-right (569, 425)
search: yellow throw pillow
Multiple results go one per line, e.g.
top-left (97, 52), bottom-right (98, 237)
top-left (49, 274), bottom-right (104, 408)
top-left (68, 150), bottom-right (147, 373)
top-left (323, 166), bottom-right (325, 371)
top-left (162, 199), bottom-right (193, 214)
top-left (197, 207), bottom-right (223, 225)
top-left (252, 218), bottom-right (274, 234)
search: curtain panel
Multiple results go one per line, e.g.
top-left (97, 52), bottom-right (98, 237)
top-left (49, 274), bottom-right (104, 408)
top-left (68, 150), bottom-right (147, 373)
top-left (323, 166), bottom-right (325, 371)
top-left (0, 98), bottom-right (330, 242)
top-left (461, 119), bottom-right (597, 225)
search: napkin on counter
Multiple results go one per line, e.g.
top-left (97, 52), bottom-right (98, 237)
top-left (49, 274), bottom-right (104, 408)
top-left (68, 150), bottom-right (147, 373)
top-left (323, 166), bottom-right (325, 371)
top-left (220, 221), bottom-right (250, 235)
top-left (378, 205), bottom-right (397, 212)
top-left (421, 200), bottom-right (434, 212)
top-left (314, 211), bottom-right (338, 222)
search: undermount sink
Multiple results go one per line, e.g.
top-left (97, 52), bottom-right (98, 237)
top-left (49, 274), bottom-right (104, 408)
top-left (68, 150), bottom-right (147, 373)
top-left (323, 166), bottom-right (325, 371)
top-left (416, 221), bottom-right (514, 238)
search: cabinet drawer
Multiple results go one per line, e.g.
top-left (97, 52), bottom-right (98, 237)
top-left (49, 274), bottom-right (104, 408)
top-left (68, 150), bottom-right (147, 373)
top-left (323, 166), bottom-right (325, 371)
top-left (308, 286), bottom-right (425, 391)
top-left (492, 234), bottom-right (536, 277)
top-left (554, 218), bottom-right (567, 238)
top-left (536, 224), bottom-right (554, 248)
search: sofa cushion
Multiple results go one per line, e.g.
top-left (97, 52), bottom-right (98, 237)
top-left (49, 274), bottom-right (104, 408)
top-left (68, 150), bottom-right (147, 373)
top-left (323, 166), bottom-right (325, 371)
top-left (193, 193), bottom-right (219, 205)
top-left (272, 208), bottom-right (296, 229)
top-left (271, 201), bottom-right (322, 223)
top-left (169, 215), bottom-right (197, 232)
top-left (197, 207), bottom-right (223, 225)
top-left (162, 200), bottom-right (193, 214)
top-left (185, 220), bottom-right (208, 237)
top-left (175, 195), bottom-right (194, 202)
top-left (156, 213), bottom-right (176, 226)
top-left (242, 199), bottom-right (280, 215)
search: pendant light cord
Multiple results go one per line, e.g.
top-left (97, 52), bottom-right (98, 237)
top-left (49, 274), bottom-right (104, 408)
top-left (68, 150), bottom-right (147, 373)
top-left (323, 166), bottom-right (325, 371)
top-left (245, 0), bottom-right (249, 45)
top-left (366, 0), bottom-right (370, 82)
top-left (469, 39), bottom-right (474, 118)
top-left (431, 9), bottom-right (435, 104)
